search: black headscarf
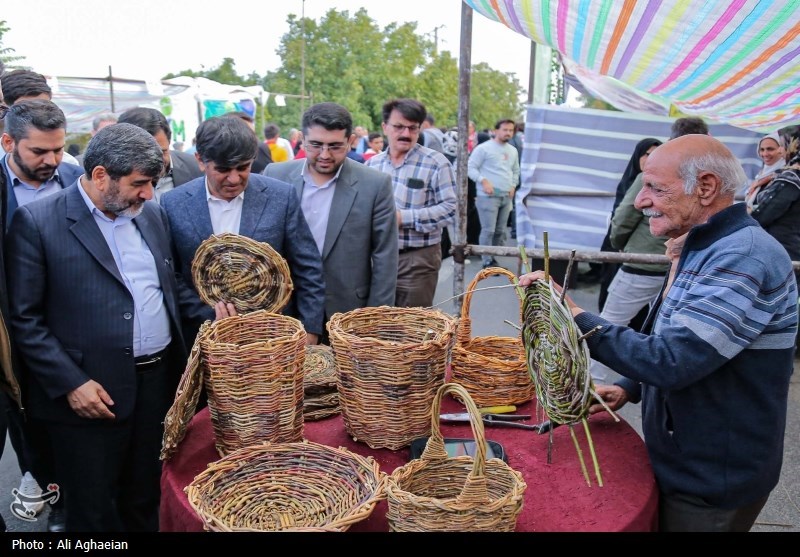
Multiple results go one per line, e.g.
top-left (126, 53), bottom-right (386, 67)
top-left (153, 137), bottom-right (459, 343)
top-left (612, 137), bottom-right (662, 211)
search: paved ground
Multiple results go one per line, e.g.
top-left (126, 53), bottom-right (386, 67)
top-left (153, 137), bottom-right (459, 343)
top-left (0, 251), bottom-right (797, 532)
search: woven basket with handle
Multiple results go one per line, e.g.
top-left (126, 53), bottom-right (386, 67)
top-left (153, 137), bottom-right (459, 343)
top-left (450, 267), bottom-right (534, 406)
top-left (327, 306), bottom-right (457, 450)
top-left (386, 383), bottom-right (527, 532)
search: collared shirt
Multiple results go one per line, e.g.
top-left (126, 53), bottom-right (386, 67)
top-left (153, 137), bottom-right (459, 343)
top-left (78, 182), bottom-right (171, 357)
top-left (206, 178), bottom-right (245, 235)
top-left (366, 143), bottom-right (457, 249)
top-left (3, 154), bottom-right (65, 207)
top-left (662, 231), bottom-right (689, 300)
top-left (300, 161), bottom-right (343, 254)
top-left (154, 165), bottom-right (175, 203)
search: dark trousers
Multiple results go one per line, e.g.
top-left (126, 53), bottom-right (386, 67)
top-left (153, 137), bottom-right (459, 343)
top-left (659, 491), bottom-right (769, 532)
top-left (44, 360), bottom-right (173, 532)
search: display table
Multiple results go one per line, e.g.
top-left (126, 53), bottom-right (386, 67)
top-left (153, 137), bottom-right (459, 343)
top-left (160, 396), bottom-right (658, 532)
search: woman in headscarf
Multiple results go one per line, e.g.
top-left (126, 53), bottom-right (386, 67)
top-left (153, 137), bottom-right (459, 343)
top-left (590, 137), bottom-right (662, 312)
top-left (745, 132), bottom-right (785, 210)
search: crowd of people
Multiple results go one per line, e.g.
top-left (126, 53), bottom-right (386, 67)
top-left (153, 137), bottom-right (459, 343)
top-left (0, 62), bottom-right (796, 534)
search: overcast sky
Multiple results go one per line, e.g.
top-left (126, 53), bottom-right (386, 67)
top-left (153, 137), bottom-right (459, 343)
top-left (2, 0), bottom-right (534, 88)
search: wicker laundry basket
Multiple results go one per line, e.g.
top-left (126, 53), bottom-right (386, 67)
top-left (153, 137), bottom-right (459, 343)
top-left (186, 440), bottom-right (386, 531)
top-left (450, 267), bottom-right (534, 406)
top-left (386, 383), bottom-right (527, 532)
top-left (327, 306), bottom-right (457, 450)
top-left (201, 310), bottom-right (306, 456)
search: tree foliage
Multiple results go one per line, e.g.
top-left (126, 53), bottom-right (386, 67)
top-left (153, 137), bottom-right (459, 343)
top-left (157, 9), bottom-right (524, 134)
top-left (0, 20), bottom-right (25, 67)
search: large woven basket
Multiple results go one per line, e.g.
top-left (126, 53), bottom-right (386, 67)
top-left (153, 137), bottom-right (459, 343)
top-left (450, 267), bottom-right (534, 406)
top-left (191, 233), bottom-right (293, 313)
top-left (186, 440), bottom-right (386, 531)
top-left (386, 383), bottom-right (527, 532)
top-left (327, 306), bottom-right (457, 450)
top-left (201, 310), bottom-right (306, 456)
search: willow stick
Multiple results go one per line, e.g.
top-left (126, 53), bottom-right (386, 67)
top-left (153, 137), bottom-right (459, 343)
top-left (583, 417), bottom-right (604, 487)
top-left (569, 425), bottom-right (592, 487)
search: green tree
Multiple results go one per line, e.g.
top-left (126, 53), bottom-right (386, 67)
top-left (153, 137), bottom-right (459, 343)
top-left (469, 62), bottom-right (525, 130)
top-left (0, 20), bottom-right (25, 67)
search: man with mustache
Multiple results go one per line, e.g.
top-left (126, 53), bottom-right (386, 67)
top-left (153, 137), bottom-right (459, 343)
top-left (366, 98), bottom-right (456, 307)
top-left (6, 123), bottom-right (190, 531)
top-left (519, 134), bottom-right (796, 531)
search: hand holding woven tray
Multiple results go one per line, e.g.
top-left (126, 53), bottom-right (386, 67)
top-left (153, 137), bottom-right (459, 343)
top-left (191, 233), bottom-right (293, 313)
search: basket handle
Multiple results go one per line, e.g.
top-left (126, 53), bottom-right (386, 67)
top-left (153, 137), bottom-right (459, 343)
top-left (457, 267), bottom-right (521, 345)
top-left (421, 383), bottom-right (490, 504)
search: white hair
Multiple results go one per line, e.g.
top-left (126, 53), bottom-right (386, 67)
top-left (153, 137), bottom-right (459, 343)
top-left (678, 152), bottom-right (747, 196)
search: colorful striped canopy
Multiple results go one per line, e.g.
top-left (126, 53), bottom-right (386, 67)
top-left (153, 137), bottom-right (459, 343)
top-left (464, 0), bottom-right (800, 132)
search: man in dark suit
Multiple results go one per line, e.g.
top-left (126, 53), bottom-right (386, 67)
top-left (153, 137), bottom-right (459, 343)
top-left (6, 123), bottom-right (189, 532)
top-left (161, 115), bottom-right (325, 346)
top-left (2, 100), bottom-right (83, 226)
top-left (117, 107), bottom-right (202, 201)
top-left (264, 102), bottom-right (397, 334)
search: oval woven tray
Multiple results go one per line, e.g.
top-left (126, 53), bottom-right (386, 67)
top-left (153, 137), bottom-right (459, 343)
top-left (186, 441), bottom-right (386, 531)
top-left (191, 233), bottom-right (293, 313)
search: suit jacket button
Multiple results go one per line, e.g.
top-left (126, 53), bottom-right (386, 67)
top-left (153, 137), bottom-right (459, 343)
top-left (124, 348), bottom-right (132, 355)
top-left (123, 312), bottom-right (133, 320)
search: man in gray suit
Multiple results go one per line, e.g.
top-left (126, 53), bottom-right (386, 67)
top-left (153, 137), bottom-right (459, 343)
top-left (117, 107), bottom-right (202, 201)
top-left (161, 115), bottom-right (325, 346)
top-left (6, 123), bottom-right (189, 531)
top-left (264, 102), bottom-right (397, 334)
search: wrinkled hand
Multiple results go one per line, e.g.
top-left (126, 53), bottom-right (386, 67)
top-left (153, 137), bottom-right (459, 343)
top-left (518, 271), bottom-right (583, 316)
top-left (67, 380), bottom-right (115, 419)
top-left (306, 333), bottom-right (319, 346)
top-left (214, 301), bottom-right (237, 320)
top-left (589, 384), bottom-right (629, 415)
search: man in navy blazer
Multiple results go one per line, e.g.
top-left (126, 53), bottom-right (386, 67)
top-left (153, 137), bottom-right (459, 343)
top-left (1, 100), bottom-right (83, 227)
top-left (161, 115), bottom-right (325, 346)
top-left (6, 123), bottom-right (189, 531)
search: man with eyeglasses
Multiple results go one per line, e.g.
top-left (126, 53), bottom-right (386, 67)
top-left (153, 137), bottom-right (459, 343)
top-left (366, 98), bottom-right (457, 308)
top-left (161, 115), bottom-right (325, 347)
top-left (263, 102), bottom-right (397, 337)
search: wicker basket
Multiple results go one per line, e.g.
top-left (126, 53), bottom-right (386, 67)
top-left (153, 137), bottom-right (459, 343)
top-left (327, 306), bottom-right (457, 450)
top-left (201, 310), bottom-right (306, 456)
top-left (191, 233), bottom-right (293, 314)
top-left (386, 383), bottom-right (527, 532)
top-left (450, 268), bottom-right (534, 406)
top-left (186, 440), bottom-right (387, 531)
top-left (160, 321), bottom-right (209, 461)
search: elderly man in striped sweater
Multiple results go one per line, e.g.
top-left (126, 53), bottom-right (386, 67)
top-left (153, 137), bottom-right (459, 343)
top-left (519, 134), bottom-right (797, 532)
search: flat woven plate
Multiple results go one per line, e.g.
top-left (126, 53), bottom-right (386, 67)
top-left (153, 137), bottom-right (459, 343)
top-left (191, 233), bottom-right (293, 313)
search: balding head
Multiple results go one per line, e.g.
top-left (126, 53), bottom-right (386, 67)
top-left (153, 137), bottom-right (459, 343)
top-left (636, 134), bottom-right (747, 238)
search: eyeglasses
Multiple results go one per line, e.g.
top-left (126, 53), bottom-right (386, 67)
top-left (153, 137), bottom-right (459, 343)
top-left (388, 123), bottom-right (421, 134)
top-left (305, 141), bottom-right (348, 154)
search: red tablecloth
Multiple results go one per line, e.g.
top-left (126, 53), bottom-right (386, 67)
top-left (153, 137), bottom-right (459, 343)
top-left (160, 398), bottom-right (658, 532)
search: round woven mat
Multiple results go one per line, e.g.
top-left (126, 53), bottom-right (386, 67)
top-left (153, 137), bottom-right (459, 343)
top-left (191, 233), bottom-right (293, 313)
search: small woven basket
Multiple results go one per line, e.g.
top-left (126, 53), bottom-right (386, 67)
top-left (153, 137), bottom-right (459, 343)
top-left (201, 310), bottom-right (305, 456)
top-left (386, 383), bottom-right (527, 532)
top-left (327, 306), bottom-right (457, 450)
top-left (186, 440), bottom-right (387, 531)
top-left (450, 267), bottom-right (534, 406)
top-left (191, 233), bottom-right (293, 313)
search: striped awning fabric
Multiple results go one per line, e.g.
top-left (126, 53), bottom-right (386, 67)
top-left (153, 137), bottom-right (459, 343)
top-left (464, 0), bottom-right (800, 132)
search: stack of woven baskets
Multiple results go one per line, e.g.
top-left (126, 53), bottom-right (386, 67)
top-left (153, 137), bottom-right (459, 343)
top-left (302, 344), bottom-right (340, 420)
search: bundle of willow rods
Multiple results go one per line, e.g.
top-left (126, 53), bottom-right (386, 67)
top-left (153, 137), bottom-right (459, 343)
top-left (517, 236), bottom-right (615, 487)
